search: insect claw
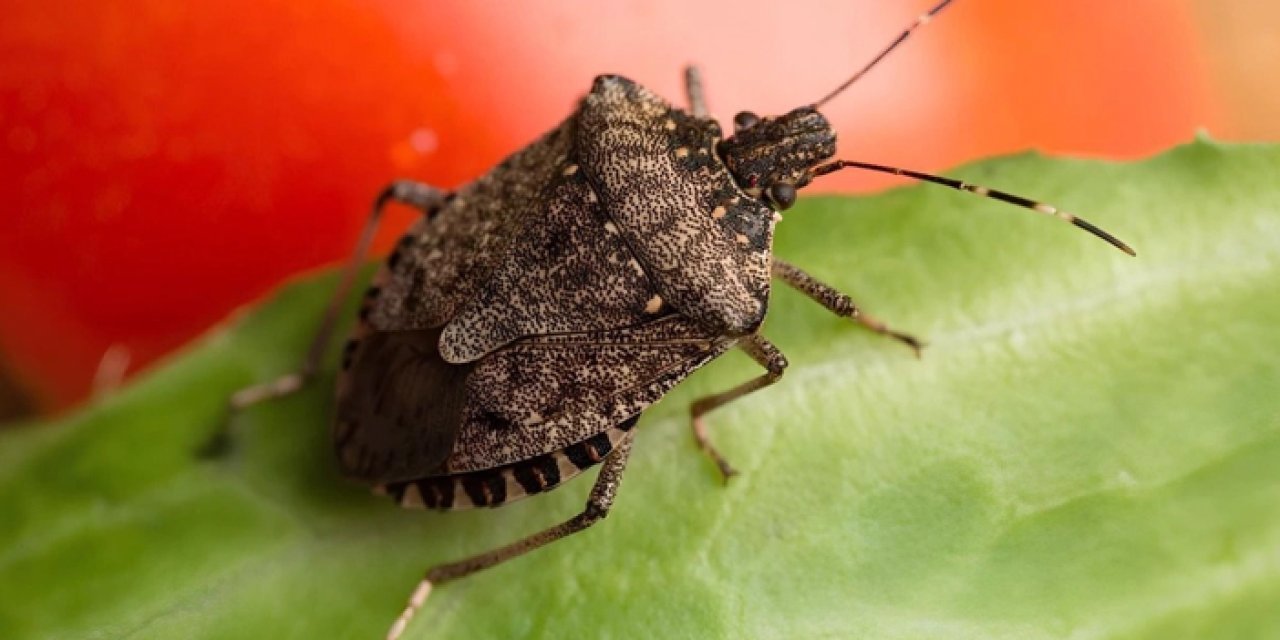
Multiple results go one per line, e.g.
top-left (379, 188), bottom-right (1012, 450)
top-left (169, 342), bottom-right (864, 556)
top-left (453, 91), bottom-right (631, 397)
top-left (197, 404), bottom-right (243, 459)
top-left (717, 460), bottom-right (741, 484)
top-left (851, 309), bottom-right (924, 357)
top-left (196, 426), bottom-right (233, 459)
top-left (692, 414), bottom-right (743, 484)
top-left (891, 331), bottom-right (926, 359)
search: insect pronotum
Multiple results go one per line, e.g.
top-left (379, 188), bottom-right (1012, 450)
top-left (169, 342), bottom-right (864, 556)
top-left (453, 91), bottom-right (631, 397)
top-left (227, 1), bottom-right (1134, 638)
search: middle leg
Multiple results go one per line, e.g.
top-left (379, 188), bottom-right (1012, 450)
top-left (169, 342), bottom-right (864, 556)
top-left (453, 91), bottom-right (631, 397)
top-left (386, 433), bottom-right (635, 640)
top-left (690, 334), bottom-right (788, 482)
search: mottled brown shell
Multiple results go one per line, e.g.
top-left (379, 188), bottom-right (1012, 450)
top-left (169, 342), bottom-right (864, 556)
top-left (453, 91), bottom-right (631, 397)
top-left (334, 75), bottom-right (776, 485)
top-left (576, 75), bottom-right (777, 335)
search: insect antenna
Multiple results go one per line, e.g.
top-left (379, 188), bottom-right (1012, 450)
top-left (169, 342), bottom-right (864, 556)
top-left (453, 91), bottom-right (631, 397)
top-left (809, 159), bottom-right (1137, 256)
top-left (813, 0), bottom-right (956, 108)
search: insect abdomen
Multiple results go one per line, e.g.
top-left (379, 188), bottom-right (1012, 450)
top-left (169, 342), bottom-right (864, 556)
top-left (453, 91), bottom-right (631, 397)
top-left (381, 416), bottom-right (639, 511)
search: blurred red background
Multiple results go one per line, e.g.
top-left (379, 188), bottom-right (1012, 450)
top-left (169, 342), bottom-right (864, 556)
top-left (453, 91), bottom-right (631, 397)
top-left (0, 0), bottom-right (1262, 416)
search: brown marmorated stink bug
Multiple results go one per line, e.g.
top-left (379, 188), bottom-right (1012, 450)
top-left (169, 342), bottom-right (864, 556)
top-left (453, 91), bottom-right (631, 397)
top-left (228, 1), bottom-right (1135, 637)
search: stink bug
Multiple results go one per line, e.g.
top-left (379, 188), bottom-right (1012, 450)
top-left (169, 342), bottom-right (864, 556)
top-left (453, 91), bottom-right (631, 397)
top-left (228, 1), bottom-right (1135, 637)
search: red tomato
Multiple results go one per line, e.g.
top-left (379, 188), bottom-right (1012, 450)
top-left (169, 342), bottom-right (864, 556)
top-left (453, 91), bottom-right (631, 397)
top-left (0, 0), bottom-right (1218, 411)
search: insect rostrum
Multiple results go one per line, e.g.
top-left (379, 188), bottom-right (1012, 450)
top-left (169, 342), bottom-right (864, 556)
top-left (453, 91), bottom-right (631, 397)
top-left (228, 2), bottom-right (1134, 638)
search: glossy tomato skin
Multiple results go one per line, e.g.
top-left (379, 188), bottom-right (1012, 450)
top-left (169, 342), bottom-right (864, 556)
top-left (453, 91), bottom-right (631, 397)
top-left (0, 0), bottom-right (1216, 411)
top-left (0, 0), bottom-right (505, 409)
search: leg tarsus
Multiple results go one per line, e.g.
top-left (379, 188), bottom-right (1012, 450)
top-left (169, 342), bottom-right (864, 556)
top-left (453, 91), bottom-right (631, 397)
top-left (692, 409), bottom-right (739, 483)
top-left (203, 371), bottom-right (310, 458)
top-left (197, 410), bottom-right (236, 459)
top-left (689, 334), bottom-right (787, 483)
top-left (772, 259), bottom-right (925, 357)
top-left (228, 371), bottom-right (309, 411)
top-left (386, 435), bottom-right (635, 640)
top-left (854, 310), bottom-right (926, 358)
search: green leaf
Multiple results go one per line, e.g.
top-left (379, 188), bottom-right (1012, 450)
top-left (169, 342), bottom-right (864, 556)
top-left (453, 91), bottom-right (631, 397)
top-left (4, 139), bottom-right (1279, 640)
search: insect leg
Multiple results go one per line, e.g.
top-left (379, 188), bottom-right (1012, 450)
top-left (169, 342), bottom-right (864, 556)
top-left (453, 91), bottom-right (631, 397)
top-left (690, 334), bottom-right (788, 482)
top-left (684, 65), bottom-right (708, 118)
top-left (772, 259), bottom-right (924, 356)
top-left (226, 181), bottom-right (449, 411)
top-left (387, 434), bottom-right (635, 640)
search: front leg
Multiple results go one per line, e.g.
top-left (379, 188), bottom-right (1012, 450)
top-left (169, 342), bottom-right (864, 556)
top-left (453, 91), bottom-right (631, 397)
top-left (690, 334), bottom-right (788, 482)
top-left (772, 259), bottom-right (924, 356)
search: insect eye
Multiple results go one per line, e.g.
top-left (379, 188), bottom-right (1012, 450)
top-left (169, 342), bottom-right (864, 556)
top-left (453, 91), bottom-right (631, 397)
top-left (733, 111), bottom-right (760, 132)
top-left (768, 183), bottom-right (797, 210)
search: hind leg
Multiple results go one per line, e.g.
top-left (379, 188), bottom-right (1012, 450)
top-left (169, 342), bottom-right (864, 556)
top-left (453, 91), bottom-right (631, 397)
top-left (213, 181), bottom-right (449, 451)
top-left (689, 334), bottom-right (788, 482)
top-left (387, 434), bottom-right (635, 640)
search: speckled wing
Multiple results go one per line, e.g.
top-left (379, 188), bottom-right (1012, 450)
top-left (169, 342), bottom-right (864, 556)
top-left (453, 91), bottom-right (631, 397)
top-left (576, 75), bottom-right (777, 334)
top-left (338, 123), bottom-right (581, 484)
top-left (336, 316), bottom-right (731, 480)
top-left (333, 327), bottom-right (474, 484)
top-left (343, 75), bottom-right (768, 480)
top-left (438, 165), bottom-right (662, 363)
top-left (438, 316), bottom-right (735, 474)
top-left (370, 118), bottom-right (577, 332)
